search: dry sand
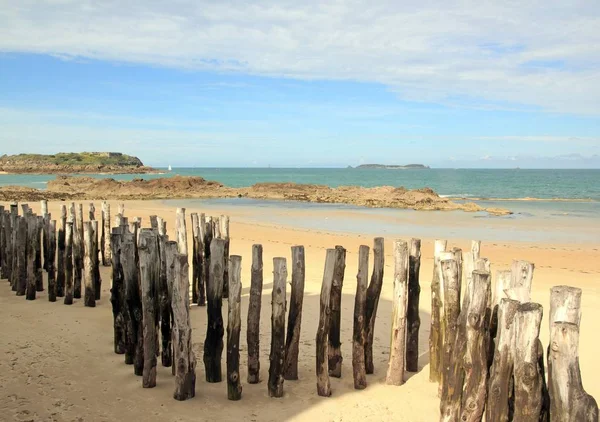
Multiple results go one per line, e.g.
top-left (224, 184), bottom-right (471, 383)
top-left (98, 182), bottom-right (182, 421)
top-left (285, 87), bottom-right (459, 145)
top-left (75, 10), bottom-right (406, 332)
top-left (1, 200), bottom-right (599, 422)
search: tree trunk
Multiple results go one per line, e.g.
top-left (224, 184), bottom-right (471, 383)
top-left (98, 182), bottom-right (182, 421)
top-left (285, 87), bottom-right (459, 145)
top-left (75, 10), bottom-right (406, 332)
top-left (386, 240), bottom-right (410, 386)
top-left (110, 227), bottom-right (126, 354)
top-left (247, 244), bottom-right (263, 384)
top-left (268, 257), bottom-right (287, 397)
top-left (172, 253), bottom-right (196, 400)
top-left (316, 249), bottom-right (335, 397)
top-left (227, 255), bottom-right (242, 400)
top-left (353, 245), bottom-right (369, 390)
top-left (83, 222), bottom-right (95, 307)
top-left (101, 201), bottom-right (111, 266)
top-left (430, 239), bottom-right (447, 383)
top-left (328, 245), bottom-right (346, 378)
top-left (204, 238), bottom-right (225, 383)
top-left (365, 237), bottom-right (385, 374)
top-left (284, 245), bottom-right (305, 380)
top-left (47, 220), bottom-right (57, 302)
top-left (406, 238), bottom-right (421, 373)
top-left (64, 222), bottom-right (74, 305)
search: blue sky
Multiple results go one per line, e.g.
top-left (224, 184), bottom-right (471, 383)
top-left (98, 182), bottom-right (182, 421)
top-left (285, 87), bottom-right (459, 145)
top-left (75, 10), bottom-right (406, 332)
top-left (1, 1), bottom-right (599, 168)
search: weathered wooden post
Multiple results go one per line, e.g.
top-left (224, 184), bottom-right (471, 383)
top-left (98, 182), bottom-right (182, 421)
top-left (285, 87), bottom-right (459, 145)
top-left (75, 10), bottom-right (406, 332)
top-left (197, 213), bottom-right (206, 306)
top-left (0, 209), bottom-right (9, 281)
top-left (73, 203), bottom-right (84, 299)
top-left (490, 270), bottom-right (512, 339)
top-left (220, 215), bottom-right (230, 299)
top-left (406, 238), bottom-right (421, 372)
top-left (88, 202), bottom-right (95, 220)
top-left (158, 232), bottom-right (172, 367)
top-left (110, 227), bottom-right (126, 354)
top-left (204, 238), bottom-right (225, 383)
top-left (122, 230), bottom-right (143, 374)
top-left (352, 245), bottom-right (369, 390)
top-left (138, 229), bottom-right (159, 388)
top-left (56, 205), bottom-right (66, 297)
top-left (91, 220), bottom-right (101, 300)
top-left (386, 240), bottom-right (409, 386)
top-left (549, 285), bottom-right (581, 330)
top-left (365, 237), bottom-right (385, 374)
top-left (83, 222), bottom-right (95, 307)
top-left (165, 241), bottom-right (178, 374)
top-left (430, 239), bottom-right (447, 383)
top-left (172, 253), bottom-right (196, 400)
top-left (40, 200), bottom-right (48, 271)
top-left (15, 217), bottom-right (28, 296)
top-left (486, 298), bottom-right (519, 422)
top-left (34, 215), bottom-right (44, 292)
top-left (10, 204), bottom-right (19, 292)
top-left (327, 245), bottom-right (346, 378)
top-left (227, 255), bottom-right (242, 400)
top-left (202, 216), bottom-right (213, 307)
top-left (191, 212), bottom-right (200, 304)
top-left (175, 208), bottom-right (187, 255)
top-left (509, 260), bottom-right (534, 302)
top-left (316, 249), bottom-right (336, 397)
top-left (283, 245), bottom-right (305, 380)
top-left (268, 257), bottom-right (287, 398)
top-left (101, 201), bottom-right (111, 266)
top-left (26, 215), bottom-right (38, 300)
top-left (459, 270), bottom-right (491, 422)
top-left (118, 203), bottom-right (125, 216)
top-left (247, 244), bottom-right (263, 384)
top-left (46, 220), bottom-right (57, 302)
top-left (64, 221), bottom-right (74, 305)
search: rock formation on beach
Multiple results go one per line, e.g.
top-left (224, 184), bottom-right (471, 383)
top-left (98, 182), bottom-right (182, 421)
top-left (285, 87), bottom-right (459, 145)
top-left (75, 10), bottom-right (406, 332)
top-left (0, 175), bottom-right (511, 215)
top-left (0, 152), bottom-right (158, 174)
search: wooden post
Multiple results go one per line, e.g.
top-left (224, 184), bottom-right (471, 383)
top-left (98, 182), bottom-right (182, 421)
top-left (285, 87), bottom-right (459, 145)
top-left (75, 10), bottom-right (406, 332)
top-left (88, 202), bottom-right (95, 220)
top-left (56, 205), bottom-right (66, 297)
top-left (513, 302), bottom-right (544, 421)
top-left (365, 237), bottom-right (385, 374)
top-left (158, 233), bottom-right (172, 367)
top-left (40, 200), bottom-right (48, 271)
top-left (166, 241), bottom-right (178, 373)
top-left (459, 270), bottom-right (491, 422)
top-left (220, 215), bottom-right (230, 299)
top-left (406, 238), bottom-right (421, 372)
top-left (197, 213), bottom-right (206, 306)
top-left (110, 227), bottom-right (126, 354)
top-left (172, 253), bottom-right (196, 400)
top-left (64, 222), bottom-right (74, 305)
top-left (486, 298), bottom-right (519, 422)
top-left (83, 222), bottom-right (95, 307)
top-left (328, 245), bottom-right (346, 378)
top-left (204, 238), bottom-right (225, 383)
top-left (247, 244), bottom-right (263, 384)
top-left (15, 217), bottom-right (28, 296)
top-left (34, 215), bottom-right (43, 292)
top-left (191, 212), bottom-right (199, 304)
top-left (122, 231), bottom-right (143, 374)
top-left (149, 215), bottom-right (158, 231)
top-left (268, 257), bottom-right (288, 398)
top-left (490, 270), bottom-right (512, 337)
top-left (91, 220), bottom-right (101, 299)
top-left (549, 285), bottom-right (581, 330)
top-left (202, 216), bottom-right (213, 307)
top-left (430, 239), bottom-right (447, 383)
top-left (26, 215), bottom-right (38, 300)
top-left (138, 229), bottom-right (159, 388)
top-left (284, 245), bottom-right (305, 380)
top-left (316, 249), bottom-right (335, 397)
top-left (10, 204), bottom-right (19, 292)
top-left (510, 260), bottom-right (534, 301)
top-left (0, 209), bottom-right (9, 281)
top-left (46, 220), bottom-right (57, 301)
top-left (101, 201), bottom-right (111, 266)
top-left (73, 203), bottom-right (83, 299)
top-left (118, 203), bottom-right (125, 216)
top-left (227, 255), bottom-right (242, 400)
top-left (386, 240), bottom-right (409, 386)
top-left (352, 245), bottom-right (369, 390)
top-left (175, 208), bottom-right (188, 255)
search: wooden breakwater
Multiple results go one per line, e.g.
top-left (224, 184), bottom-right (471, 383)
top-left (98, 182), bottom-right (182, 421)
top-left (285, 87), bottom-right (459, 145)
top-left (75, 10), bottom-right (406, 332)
top-left (0, 200), bottom-right (598, 421)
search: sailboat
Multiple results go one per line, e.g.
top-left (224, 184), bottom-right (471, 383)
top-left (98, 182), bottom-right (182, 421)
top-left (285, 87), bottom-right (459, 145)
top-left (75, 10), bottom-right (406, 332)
top-left (168, 165), bottom-right (172, 172)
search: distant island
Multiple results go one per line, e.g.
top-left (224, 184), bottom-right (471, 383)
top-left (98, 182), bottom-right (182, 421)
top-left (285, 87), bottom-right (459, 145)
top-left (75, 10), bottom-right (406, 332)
top-left (0, 152), bottom-right (158, 174)
top-left (352, 164), bottom-right (430, 169)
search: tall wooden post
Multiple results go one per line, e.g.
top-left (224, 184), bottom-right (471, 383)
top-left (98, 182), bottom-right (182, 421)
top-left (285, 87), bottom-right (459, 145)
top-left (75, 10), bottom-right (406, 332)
top-left (284, 245), bottom-right (305, 380)
top-left (158, 233), bottom-right (172, 367)
top-left (47, 220), bottom-right (57, 302)
top-left (430, 239), bottom-right (447, 383)
top-left (110, 227), bottom-right (126, 354)
top-left (139, 229), bottom-right (159, 388)
top-left (165, 241), bottom-right (178, 373)
top-left (26, 214), bottom-right (38, 300)
top-left (328, 245), bottom-right (346, 378)
top-left (40, 200), bottom-right (48, 271)
top-left (316, 249), bottom-right (335, 397)
top-left (101, 201), bottom-right (111, 266)
top-left (227, 255), bottom-right (243, 400)
top-left (0, 208), bottom-right (5, 280)
top-left (269, 257), bottom-right (287, 398)
top-left (64, 221), bottom-right (74, 305)
top-left (353, 245), bottom-right (369, 389)
top-left (365, 237), bottom-right (385, 374)
top-left (122, 230), bottom-right (143, 374)
top-left (34, 215), bottom-right (43, 291)
top-left (191, 212), bottom-right (200, 304)
top-left (175, 208), bottom-right (188, 255)
top-left (172, 253), bottom-right (196, 400)
top-left (83, 222), bottom-right (95, 307)
top-left (10, 204), bottom-right (19, 292)
top-left (220, 215), bottom-right (230, 299)
top-left (197, 213), bottom-right (206, 306)
top-left (73, 203), bottom-right (84, 299)
top-left (0, 209), bottom-right (9, 281)
top-left (204, 238), bottom-right (225, 383)
top-left (406, 238), bottom-right (421, 372)
top-left (247, 244), bottom-right (263, 384)
top-left (202, 216), bottom-right (213, 307)
top-left (56, 205), bottom-right (66, 297)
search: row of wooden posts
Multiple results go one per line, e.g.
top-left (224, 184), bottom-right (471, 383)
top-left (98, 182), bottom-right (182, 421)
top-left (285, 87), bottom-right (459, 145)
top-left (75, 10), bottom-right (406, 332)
top-left (0, 200), bottom-right (598, 420)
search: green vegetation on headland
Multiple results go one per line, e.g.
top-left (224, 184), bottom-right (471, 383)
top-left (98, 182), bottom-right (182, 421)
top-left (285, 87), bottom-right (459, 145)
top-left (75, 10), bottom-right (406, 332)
top-left (351, 164), bottom-right (430, 169)
top-left (0, 152), bottom-right (157, 174)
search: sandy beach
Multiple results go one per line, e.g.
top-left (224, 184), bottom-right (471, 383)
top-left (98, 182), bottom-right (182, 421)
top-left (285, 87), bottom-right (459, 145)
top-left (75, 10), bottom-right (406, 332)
top-left (1, 199), bottom-right (599, 422)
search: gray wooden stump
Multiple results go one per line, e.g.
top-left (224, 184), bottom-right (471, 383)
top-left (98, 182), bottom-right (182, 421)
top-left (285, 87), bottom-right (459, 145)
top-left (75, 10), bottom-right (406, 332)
top-left (73, 203), bottom-right (84, 299)
top-left (247, 244), bottom-right (263, 384)
top-left (197, 213), bottom-right (206, 306)
top-left (122, 230), bottom-right (143, 374)
top-left (176, 208), bottom-right (188, 255)
top-left (268, 257), bottom-right (287, 398)
top-left (34, 215), bottom-right (43, 292)
top-left (165, 241), bottom-right (178, 374)
top-left (191, 212), bottom-right (200, 304)
top-left (26, 214), bottom-right (38, 300)
top-left (56, 205), bottom-right (66, 297)
top-left (139, 229), bottom-right (159, 388)
top-left (365, 237), bottom-right (385, 374)
top-left (430, 239), bottom-right (447, 383)
top-left (158, 233), bottom-right (172, 367)
top-left (316, 249), bottom-right (336, 397)
top-left (353, 245), bottom-right (369, 390)
top-left (204, 238), bottom-right (225, 383)
top-left (227, 255), bottom-right (243, 400)
top-left (89, 202), bottom-right (95, 220)
top-left (549, 285), bottom-right (581, 331)
top-left (110, 227), bottom-right (126, 354)
top-left (10, 204), bottom-right (19, 292)
top-left (172, 253), bottom-right (196, 401)
top-left (406, 238), bottom-right (421, 372)
top-left (220, 215), bottom-right (230, 299)
top-left (328, 245), bottom-right (346, 378)
top-left (64, 221), bottom-right (74, 305)
top-left (386, 240), bottom-right (410, 386)
top-left (46, 220), bottom-right (57, 302)
top-left (202, 216), bottom-right (213, 307)
top-left (284, 245), bottom-right (305, 380)
top-left (101, 201), bottom-right (111, 266)
top-left (91, 220), bottom-right (101, 300)
top-left (83, 222), bottom-right (95, 307)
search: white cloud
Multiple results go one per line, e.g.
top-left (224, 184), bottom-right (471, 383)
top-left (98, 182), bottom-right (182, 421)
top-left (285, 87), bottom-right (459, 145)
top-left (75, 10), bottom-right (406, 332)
top-left (1, 0), bottom-right (599, 114)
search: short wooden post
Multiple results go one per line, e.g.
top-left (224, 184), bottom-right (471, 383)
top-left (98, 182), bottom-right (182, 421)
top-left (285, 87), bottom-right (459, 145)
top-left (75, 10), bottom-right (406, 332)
top-left (459, 270), bottom-right (491, 422)
top-left (89, 202), bottom-right (95, 220)
top-left (197, 213), bottom-right (206, 306)
top-left (158, 233), bottom-right (172, 367)
top-left (316, 249), bottom-right (335, 396)
top-left (26, 215), bottom-right (38, 300)
top-left (510, 260), bottom-right (534, 301)
top-left (204, 238), bottom-right (225, 383)
top-left (118, 203), bottom-right (125, 216)
top-left (284, 245), bottom-right (305, 380)
top-left (64, 221), bottom-right (74, 305)
top-left (101, 201), bottom-right (111, 266)
top-left (549, 285), bottom-right (582, 329)
top-left (175, 208), bottom-right (188, 255)
top-left (352, 245), bottom-right (369, 389)
top-left (47, 220), bottom-right (57, 302)
top-left (227, 255), bottom-right (243, 400)
top-left (110, 227), bottom-right (126, 354)
top-left (365, 237), bottom-right (385, 374)
top-left (247, 244), bottom-right (263, 384)
top-left (386, 240), bottom-right (409, 386)
top-left (56, 205), bottom-right (66, 297)
top-left (328, 245), bottom-right (346, 378)
top-left (191, 212), bottom-right (200, 304)
top-left (549, 322), bottom-right (599, 421)
top-left (172, 253), bottom-right (196, 400)
top-left (268, 257), bottom-right (287, 397)
top-left (83, 222), bottom-right (95, 307)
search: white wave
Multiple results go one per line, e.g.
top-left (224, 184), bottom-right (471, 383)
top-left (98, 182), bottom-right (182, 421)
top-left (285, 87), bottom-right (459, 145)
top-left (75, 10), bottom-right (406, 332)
top-left (440, 193), bottom-right (473, 198)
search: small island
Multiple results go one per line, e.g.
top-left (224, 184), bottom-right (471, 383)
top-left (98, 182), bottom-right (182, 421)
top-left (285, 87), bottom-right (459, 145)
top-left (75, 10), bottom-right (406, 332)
top-left (353, 164), bottom-right (430, 169)
top-left (0, 152), bottom-right (158, 174)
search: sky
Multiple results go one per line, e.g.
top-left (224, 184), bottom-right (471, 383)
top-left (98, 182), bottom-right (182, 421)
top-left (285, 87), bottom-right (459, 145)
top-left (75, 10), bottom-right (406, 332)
top-left (0, 0), bottom-right (599, 168)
